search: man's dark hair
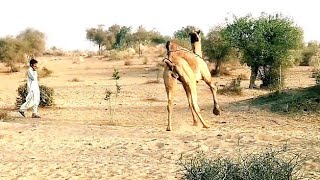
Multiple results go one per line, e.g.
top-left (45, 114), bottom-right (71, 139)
top-left (29, 59), bottom-right (38, 66)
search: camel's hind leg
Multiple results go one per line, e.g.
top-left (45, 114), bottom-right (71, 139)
top-left (164, 69), bottom-right (177, 131)
top-left (183, 78), bottom-right (210, 128)
top-left (183, 83), bottom-right (198, 126)
top-left (203, 76), bottom-right (221, 115)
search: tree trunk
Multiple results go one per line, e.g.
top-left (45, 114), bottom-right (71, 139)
top-left (212, 60), bottom-right (221, 77)
top-left (98, 44), bottom-right (101, 55)
top-left (249, 66), bottom-right (259, 89)
top-left (138, 43), bottom-right (141, 58)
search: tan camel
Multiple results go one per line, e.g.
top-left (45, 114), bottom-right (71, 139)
top-left (163, 32), bottom-right (221, 131)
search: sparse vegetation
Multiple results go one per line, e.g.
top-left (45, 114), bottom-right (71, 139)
top-left (180, 147), bottom-right (303, 180)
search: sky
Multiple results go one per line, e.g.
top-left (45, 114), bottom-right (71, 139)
top-left (0, 0), bottom-right (319, 51)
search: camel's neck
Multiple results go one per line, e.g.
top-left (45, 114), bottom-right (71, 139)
top-left (192, 42), bottom-right (202, 58)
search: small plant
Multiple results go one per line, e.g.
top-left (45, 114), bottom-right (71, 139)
top-left (218, 76), bottom-right (242, 95)
top-left (16, 84), bottom-right (54, 108)
top-left (112, 68), bottom-right (120, 80)
top-left (105, 69), bottom-right (122, 122)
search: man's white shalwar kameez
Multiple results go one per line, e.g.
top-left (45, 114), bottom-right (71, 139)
top-left (19, 67), bottom-right (40, 114)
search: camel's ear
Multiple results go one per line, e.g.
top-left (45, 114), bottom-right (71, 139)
top-left (196, 30), bottom-right (201, 35)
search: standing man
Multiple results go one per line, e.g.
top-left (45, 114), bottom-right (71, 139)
top-left (19, 59), bottom-right (41, 118)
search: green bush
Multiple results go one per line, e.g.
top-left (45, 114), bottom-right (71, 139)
top-left (251, 85), bottom-right (320, 114)
top-left (180, 148), bottom-right (303, 180)
top-left (16, 84), bottom-right (54, 108)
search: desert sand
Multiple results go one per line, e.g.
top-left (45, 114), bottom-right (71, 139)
top-left (0, 47), bottom-right (319, 179)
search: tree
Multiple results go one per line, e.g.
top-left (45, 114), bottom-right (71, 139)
top-left (174, 26), bottom-right (198, 39)
top-left (173, 26), bottom-right (201, 49)
top-left (223, 13), bottom-right (303, 89)
top-left (113, 26), bottom-right (131, 49)
top-left (86, 25), bottom-right (108, 55)
top-left (203, 26), bottom-right (234, 76)
top-left (301, 41), bottom-right (319, 66)
top-left (16, 28), bottom-right (46, 59)
top-left (0, 37), bottom-right (26, 71)
top-left (131, 25), bottom-right (151, 57)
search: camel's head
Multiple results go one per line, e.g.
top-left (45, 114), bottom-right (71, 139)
top-left (189, 29), bottom-right (201, 44)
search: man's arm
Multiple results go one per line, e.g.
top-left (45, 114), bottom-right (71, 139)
top-left (27, 68), bottom-right (35, 81)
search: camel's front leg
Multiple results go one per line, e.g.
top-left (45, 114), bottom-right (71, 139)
top-left (205, 79), bottom-right (221, 115)
top-left (164, 70), bottom-right (177, 131)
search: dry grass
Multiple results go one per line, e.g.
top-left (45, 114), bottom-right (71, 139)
top-left (143, 57), bottom-right (149, 65)
top-left (70, 77), bottom-right (81, 82)
top-left (0, 111), bottom-right (11, 122)
top-left (124, 59), bottom-right (133, 66)
top-left (107, 50), bottom-right (135, 61)
top-left (143, 97), bottom-right (162, 102)
top-left (0, 111), bottom-right (8, 120)
top-left (39, 66), bottom-right (53, 78)
top-left (238, 73), bottom-right (249, 80)
top-left (145, 79), bottom-right (161, 84)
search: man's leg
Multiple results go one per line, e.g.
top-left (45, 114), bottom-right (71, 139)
top-left (19, 93), bottom-right (33, 117)
top-left (32, 95), bottom-right (41, 118)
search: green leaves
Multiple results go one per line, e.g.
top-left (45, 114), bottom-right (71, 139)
top-left (224, 13), bottom-right (304, 89)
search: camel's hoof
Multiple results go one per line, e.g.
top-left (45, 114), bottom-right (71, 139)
top-left (203, 125), bottom-right (210, 129)
top-left (213, 107), bottom-right (221, 115)
top-left (166, 127), bottom-right (172, 131)
top-left (193, 122), bottom-right (198, 126)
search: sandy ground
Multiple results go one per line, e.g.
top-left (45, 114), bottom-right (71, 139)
top-left (0, 50), bottom-right (319, 179)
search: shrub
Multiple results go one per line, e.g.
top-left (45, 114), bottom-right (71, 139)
top-left (180, 147), bottom-right (303, 180)
top-left (251, 85), bottom-right (320, 114)
top-left (0, 111), bottom-right (8, 121)
top-left (38, 67), bottom-right (53, 78)
top-left (218, 76), bottom-right (242, 96)
top-left (6, 62), bottom-right (20, 72)
top-left (16, 84), bottom-right (54, 108)
top-left (124, 59), bottom-right (132, 66)
top-left (70, 77), bottom-right (81, 82)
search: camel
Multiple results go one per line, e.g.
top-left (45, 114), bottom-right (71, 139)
top-left (162, 30), bottom-right (221, 131)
